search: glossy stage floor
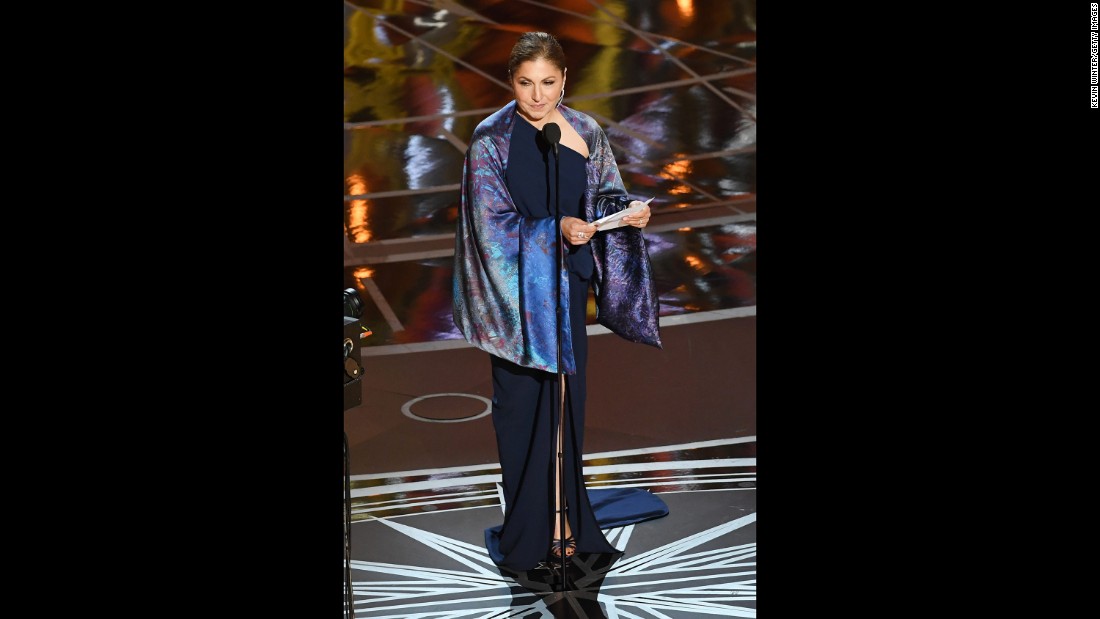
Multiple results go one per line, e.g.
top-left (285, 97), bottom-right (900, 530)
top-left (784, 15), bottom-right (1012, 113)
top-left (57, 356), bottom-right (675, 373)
top-left (343, 1), bottom-right (756, 617)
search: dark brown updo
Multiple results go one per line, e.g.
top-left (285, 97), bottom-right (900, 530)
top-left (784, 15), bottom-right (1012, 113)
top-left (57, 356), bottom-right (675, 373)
top-left (507, 32), bottom-right (566, 79)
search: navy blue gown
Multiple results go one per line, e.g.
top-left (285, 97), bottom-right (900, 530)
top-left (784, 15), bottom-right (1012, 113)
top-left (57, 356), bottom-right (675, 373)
top-left (485, 117), bottom-right (668, 572)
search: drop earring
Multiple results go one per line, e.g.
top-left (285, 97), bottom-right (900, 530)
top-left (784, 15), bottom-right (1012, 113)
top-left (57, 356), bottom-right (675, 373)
top-left (557, 87), bottom-right (565, 107)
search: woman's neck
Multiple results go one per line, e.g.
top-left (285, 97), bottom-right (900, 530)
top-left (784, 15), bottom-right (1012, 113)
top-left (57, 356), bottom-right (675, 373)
top-left (517, 106), bottom-right (561, 131)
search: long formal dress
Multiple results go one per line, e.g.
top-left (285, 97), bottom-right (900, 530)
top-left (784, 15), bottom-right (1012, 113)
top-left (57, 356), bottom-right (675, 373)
top-left (453, 101), bottom-right (667, 572)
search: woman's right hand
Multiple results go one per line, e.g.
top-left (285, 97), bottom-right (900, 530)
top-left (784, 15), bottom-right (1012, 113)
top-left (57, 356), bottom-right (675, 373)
top-left (561, 216), bottom-right (598, 245)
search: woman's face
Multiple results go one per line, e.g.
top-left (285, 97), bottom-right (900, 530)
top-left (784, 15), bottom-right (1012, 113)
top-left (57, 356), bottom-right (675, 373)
top-left (511, 58), bottom-right (565, 126)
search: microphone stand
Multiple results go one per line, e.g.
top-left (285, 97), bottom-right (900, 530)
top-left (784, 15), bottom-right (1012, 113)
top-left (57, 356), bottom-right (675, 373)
top-left (548, 130), bottom-right (572, 592)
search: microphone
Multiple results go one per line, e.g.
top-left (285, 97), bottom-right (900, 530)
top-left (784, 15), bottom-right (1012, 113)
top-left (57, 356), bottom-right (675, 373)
top-left (542, 122), bottom-right (560, 158)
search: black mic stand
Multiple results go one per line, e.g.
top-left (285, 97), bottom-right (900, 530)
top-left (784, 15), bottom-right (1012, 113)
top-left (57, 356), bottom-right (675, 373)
top-left (547, 128), bottom-right (572, 593)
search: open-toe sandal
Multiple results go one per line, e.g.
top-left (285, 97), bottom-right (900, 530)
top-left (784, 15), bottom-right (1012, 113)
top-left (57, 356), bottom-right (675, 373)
top-left (549, 536), bottom-right (577, 559)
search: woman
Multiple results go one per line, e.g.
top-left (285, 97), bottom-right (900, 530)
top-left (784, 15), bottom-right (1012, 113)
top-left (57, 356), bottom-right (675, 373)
top-left (453, 32), bottom-right (666, 573)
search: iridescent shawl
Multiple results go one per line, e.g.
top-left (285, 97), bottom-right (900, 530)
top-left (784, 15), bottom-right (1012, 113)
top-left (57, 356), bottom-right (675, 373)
top-left (453, 101), bottom-right (661, 373)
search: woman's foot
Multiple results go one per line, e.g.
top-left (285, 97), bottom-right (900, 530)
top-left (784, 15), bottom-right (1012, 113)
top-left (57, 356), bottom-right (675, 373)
top-left (549, 536), bottom-right (576, 559)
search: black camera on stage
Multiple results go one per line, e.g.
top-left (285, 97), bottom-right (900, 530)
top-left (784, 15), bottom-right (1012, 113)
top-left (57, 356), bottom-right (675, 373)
top-left (344, 288), bottom-right (365, 412)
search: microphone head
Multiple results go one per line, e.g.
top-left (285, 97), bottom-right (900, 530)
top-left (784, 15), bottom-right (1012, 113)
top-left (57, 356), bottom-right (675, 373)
top-left (542, 122), bottom-right (561, 145)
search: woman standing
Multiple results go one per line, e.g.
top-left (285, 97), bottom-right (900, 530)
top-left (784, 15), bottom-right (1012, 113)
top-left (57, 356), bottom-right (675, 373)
top-left (453, 31), bottom-right (666, 572)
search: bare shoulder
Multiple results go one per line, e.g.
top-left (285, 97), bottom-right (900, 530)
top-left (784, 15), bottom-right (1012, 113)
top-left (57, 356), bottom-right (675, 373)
top-left (556, 108), bottom-right (591, 159)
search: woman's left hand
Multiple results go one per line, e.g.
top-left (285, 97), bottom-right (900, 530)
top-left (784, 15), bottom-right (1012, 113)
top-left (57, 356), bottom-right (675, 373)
top-left (623, 201), bottom-right (651, 228)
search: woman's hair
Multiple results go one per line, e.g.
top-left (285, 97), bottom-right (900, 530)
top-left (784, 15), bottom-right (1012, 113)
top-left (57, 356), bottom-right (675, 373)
top-left (507, 32), bottom-right (566, 79)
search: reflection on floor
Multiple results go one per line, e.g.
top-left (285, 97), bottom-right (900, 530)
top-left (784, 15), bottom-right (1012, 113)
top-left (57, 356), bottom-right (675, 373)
top-left (343, 1), bottom-right (756, 616)
top-left (348, 439), bottom-right (756, 618)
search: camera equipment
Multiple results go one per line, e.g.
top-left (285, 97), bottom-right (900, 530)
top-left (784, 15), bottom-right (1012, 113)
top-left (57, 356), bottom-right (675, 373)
top-left (343, 287), bottom-right (364, 321)
top-left (344, 287), bottom-right (367, 618)
top-left (344, 287), bottom-right (365, 412)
